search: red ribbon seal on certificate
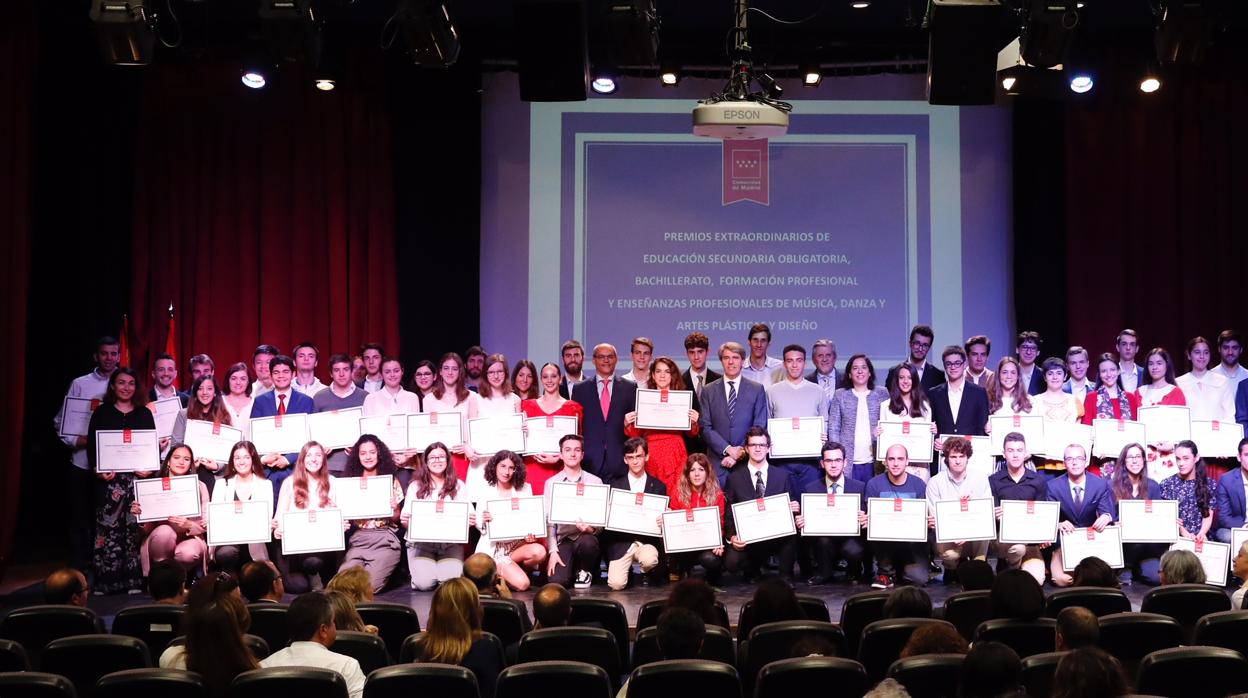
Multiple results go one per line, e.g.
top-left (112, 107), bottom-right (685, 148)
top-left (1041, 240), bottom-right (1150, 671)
top-left (660, 390), bottom-right (669, 403)
top-left (902, 421), bottom-right (911, 434)
top-left (756, 498), bottom-right (766, 511)
top-left (1027, 501), bottom-right (1035, 515)
top-left (959, 496), bottom-right (969, 512)
top-left (430, 412), bottom-right (439, 424)
top-left (511, 498), bottom-right (520, 511)
top-left (162, 477), bottom-right (171, 491)
top-left (894, 498), bottom-right (903, 512)
top-left (212, 421), bottom-right (221, 435)
top-left (635, 492), bottom-right (646, 506)
top-left (576, 482), bottom-right (585, 496)
top-left (123, 429), bottom-right (132, 443)
top-left (1145, 500), bottom-right (1153, 513)
top-left (686, 509), bottom-right (695, 522)
top-left (546, 416), bottom-right (554, 428)
top-left (234, 501), bottom-right (243, 514)
top-left (436, 499), bottom-right (445, 513)
top-left (308, 510), bottom-right (317, 523)
top-left (827, 493), bottom-right (836, 507)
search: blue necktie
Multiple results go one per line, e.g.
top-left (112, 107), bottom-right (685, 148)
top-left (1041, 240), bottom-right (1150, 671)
top-left (754, 471), bottom-right (765, 499)
top-left (728, 380), bottom-right (738, 423)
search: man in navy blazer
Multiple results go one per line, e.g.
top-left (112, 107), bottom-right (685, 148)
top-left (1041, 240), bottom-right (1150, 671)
top-left (1213, 438), bottom-right (1248, 544)
top-left (602, 437), bottom-right (670, 589)
top-left (249, 355), bottom-right (316, 497)
top-left (1045, 443), bottom-right (1116, 587)
top-left (570, 343), bottom-right (636, 481)
top-left (723, 426), bottom-right (800, 581)
top-left (699, 341), bottom-right (770, 487)
top-left (557, 340), bottom-right (587, 399)
top-left (797, 440), bottom-right (866, 585)
top-left (887, 325), bottom-right (945, 394)
top-left (928, 346), bottom-right (989, 472)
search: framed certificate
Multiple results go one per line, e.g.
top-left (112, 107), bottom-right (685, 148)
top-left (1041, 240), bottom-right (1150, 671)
top-left (866, 497), bottom-right (928, 542)
top-left (605, 490), bottom-right (669, 537)
top-left (523, 415), bottom-right (579, 455)
top-left (358, 414), bottom-right (410, 453)
top-left (95, 429), bottom-right (161, 472)
top-left (1232, 528), bottom-right (1248, 569)
top-left (281, 509), bottom-right (346, 554)
top-left (468, 414), bottom-right (526, 456)
top-left (768, 417), bottom-right (827, 459)
top-left (799, 492), bottom-right (861, 537)
top-left (251, 414), bottom-right (309, 455)
top-left (1118, 499), bottom-right (1180, 543)
top-left (635, 389), bottom-right (694, 431)
top-left (662, 507), bottom-right (723, 553)
top-left (1190, 420), bottom-right (1244, 458)
top-left (730, 493), bottom-right (796, 544)
top-left (58, 396), bottom-right (96, 437)
top-left (1137, 405), bottom-right (1192, 444)
top-left (1168, 538), bottom-right (1230, 586)
top-left (183, 420), bottom-right (243, 465)
top-left (1091, 419), bottom-right (1148, 458)
top-left (998, 499), bottom-right (1060, 544)
top-left (939, 435), bottom-right (994, 482)
top-left (933, 497), bottom-right (997, 543)
top-left (483, 496), bottom-right (546, 541)
top-left (152, 397), bottom-right (182, 439)
top-left (408, 412), bottom-right (465, 451)
top-left (207, 500), bottom-right (272, 547)
top-left (877, 420), bottom-right (934, 463)
top-left (134, 475), bottom-right (202, 522)
top-left (1060, 526), bottom-right (1124, 570)
top-left (307, 408), bottom-right (363, 451)
top-left (989, 414), bottom-right (1046, 456)
top-left (548, 481), bottom-right (611, 526)
top-left (335, 475), bottom-right (395, 520)
top-left (1043, 422), bottom-right (1094, 464)
top-left (405, 499), bottom-right (471, 544)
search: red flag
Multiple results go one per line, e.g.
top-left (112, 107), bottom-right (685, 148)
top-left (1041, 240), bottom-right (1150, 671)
top-left (164, 304), bottom-right (177, 390)
top-left (119, 314), bottom-right (131, 368)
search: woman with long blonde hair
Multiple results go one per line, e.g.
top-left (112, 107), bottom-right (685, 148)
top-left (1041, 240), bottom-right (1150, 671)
top-left (410, 577), bottom-right (503, 698)
top-left (273, 441), bottom-right (338, 592)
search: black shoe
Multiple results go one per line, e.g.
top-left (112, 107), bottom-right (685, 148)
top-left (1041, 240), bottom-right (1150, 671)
top-left (806, 575), bottom-right (828, 587)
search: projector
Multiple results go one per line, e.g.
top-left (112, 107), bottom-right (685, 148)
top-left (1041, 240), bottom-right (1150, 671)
top-left (693, 99), bottom-right (789, 140)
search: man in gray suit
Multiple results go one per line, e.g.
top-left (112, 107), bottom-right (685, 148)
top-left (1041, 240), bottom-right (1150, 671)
top-left (699, 341), bottom-right (770, 487)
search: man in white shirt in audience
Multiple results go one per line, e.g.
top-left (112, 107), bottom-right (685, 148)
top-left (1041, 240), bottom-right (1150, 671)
top-left (251, 344), bottom-right (279, 396)
top-left (742, 323), bottom-right (783, 386)
top-left (292, 342), bottom-right (326, 397)
top-left (261, 592), bottom-right (366, 698)
top-left (1213, 330), bottom-right (1248, 384)
top-left (357, 343), bottom-right (385, 393)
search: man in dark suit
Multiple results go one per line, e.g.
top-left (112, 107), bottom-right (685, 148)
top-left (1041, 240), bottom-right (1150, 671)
top-left (558, 339), bottom-right (587, 399)
top-left (1045, 443), bottom-right (1115, 587)
top-left (570, 343), bottom-right (635, 481)
top-left (681, 331), bottom-right (720, 456)
top-left (249, 354), bottom-right (316, 496)
top-left (929, 346), bottom-right (990, 473)
top-left (724, 426), bottom-right (800, 581)
top-left (1016, 331), bottom-right (1046, 395)
top-left (1213, 438), bottom-right (1248, 544)
top-left (805, 338), bottom-right (840, 402)
top-left (888, 324), bottom-right (945, 394)
top-left (603, 437), bottom-right (669, 589)
top-left (148, 352), bottom-right (190, 406)
top-left (699, 341), bottom-right (770, 487)
top-left (796, 440), bottom-right (867, 585)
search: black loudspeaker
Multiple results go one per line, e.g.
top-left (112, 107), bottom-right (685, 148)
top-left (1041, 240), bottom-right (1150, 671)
top-left (926, 0), bottom-right (1004, 106)
top-left (516, 0), bottom-right (589, 102)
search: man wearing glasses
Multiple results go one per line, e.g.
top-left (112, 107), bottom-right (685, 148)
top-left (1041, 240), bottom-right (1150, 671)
top-left (1045, 443), bottom-right (1115, 587)
top-left (723, 427), bottom-right (800, 582)
top-left (890, 324), bottom-right (945, 394)
top-left (929, 346), bottom-right (990, 474)
top-left (796, 441), bottom-right (867, 586)
top-left (1016, 331), bottom-right (1045, 395)
top-left (571, 343), bottom-right (636, 481)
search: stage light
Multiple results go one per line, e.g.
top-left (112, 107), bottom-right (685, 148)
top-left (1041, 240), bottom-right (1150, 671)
top-left (851, 2), bottom-right (871, 8)
top-left (1155, 0), bottom-right (1224, 66)
top-left (756, 73), bottom-right (783, 100)
top-left (315, 79), bottom-right (335, 91)
top-left (591, 76), bottom-right (617, 94)
top-left (260, 0), bottom-right (321, 66)
top-left (390, 0), bottom-right (461, 67)
top-left (89, 0), bottom-right (155, 65)
top-left (1068, 73), bottom-right (1093, 93)
top-left (1002, 76), bottom-right (1016, 91)
top-left (660, 71), bottom-right (679, 86)
top-left (1139, 76), bottom-right (1161, 93)
top-left (242, 71), bottom-right (267, 89)
top-left (604, 0), bottom-right (659, 66)
top-left (1019, 0), bottom-right (1079, 69)
top-left (801, 62), bottom-right (822, 87)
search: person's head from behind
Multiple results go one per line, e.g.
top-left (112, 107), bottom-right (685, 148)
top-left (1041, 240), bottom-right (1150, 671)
top-left (184, 594), bottom-right (258, 697)
top-left (1051, 647), bottom-right (1129, 698)
top-left (1234, 541), bottom-right (1248, 583)
top-left (1160, 548), bottom-right (1206, 585)
top-left (239, 561), bottom-right (283, 603)
top-left (462, 553), bottom-right (499, 594)
top-left (533, 583), bottom-right (572, 629)
top-left (324, 589), bottom-right (368, 633)
top-left (958, 641), bottom-right (1022, 698)
top-left (1055, 607), bottom-right (1099, 651)
top-left (751, 575), bottom-right (804, 626)
top-left (1071, 556), bottom-right (1118, 588)
top-left (287, 592), bottom-right (337, 646)
top-left (989, 569), bottom-right (1045, 620)
top-left (956, 559), bottom-right (995, 591)
top-left (149, 559), bottom-right (188, 604)
top-left (187, 571), bottom-right (241, 611)
top-left (900, 623), bottom-right (969, 658)
top-left (883, 586), bottom-right (933, 619)
top-left (44, 568), bottom-right (89, 606)
top-left (422, 578), bottom-right (482, 663)
top-left (667, 577), bottom-right (720, 625)
top-left (326, 566), bottom-right (374, 603)
top-left (656, 607), bottom-right (706, 660)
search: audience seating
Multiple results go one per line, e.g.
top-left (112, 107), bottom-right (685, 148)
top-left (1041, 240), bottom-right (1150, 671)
top-left (94, 668), bottom-right (207, 698)
top-left (168, 633), bottom-right (270, 660)
top-left (245, 604), bottom-right (289, 653)
top-left (231, 667), bottom-right (347, 698)
top-left (495, 661), bottom-right (611, 698)
top-left (330, 631), bottom-right (390, 675)
top-left (110, 605), bottom-right (185, 654)
top-left (839, 590), bottom-right (890, 657)
top-left (355, 603), bottom-right (421, 663)
top-left (942, 590), bottom-right (992, 641)
top-left (858, 618), bottom-right (953, 681)
top-left (398, 632), bottom-right (425, 664)
top-left (741, 621), bottom-right (848, 689)
top-left (569, 598), bottom-right (631, 671)
top-left (1139, 584), bottom-right (1231, 642)
top-left (635, 598), bottom-right (731, 631)
top-left (1043, 586), bottom-right (1131, 618)
top-left (41, 634), bottom-right (151, 698)
top-left (1192, 610), bottom-right (1248, 657)
top-left (631, 625), bottom-right (734, 668)
top-left (0, 638), bottom-right (30, 671)
top-left (516, 627), bottom-right (621, 685)
top-left (1019, 651), bottom-right (1067, 698)
top-left (887, 654), bottom-right (965, 698)
top-left (626, 659), bottom-right (741, 698)
top-left (0, 606), bottom-right (102, 667)
top-left (480, 598), bottom-right (529, 647)
top-left (754, 656), bottom-right (869, 698)
top-left (363, 663), bottom-right (478, 698)
top-left (971, 618), bottom-right (1057, 659)
top-left (1098, 612), bottom-right (1184, 675)
top-left (1136, 646), bottom-right (1248, 698)
top-left (736, 595), bottom-right (830, 642)
top-left (0, 670), bottom-right (78, 698)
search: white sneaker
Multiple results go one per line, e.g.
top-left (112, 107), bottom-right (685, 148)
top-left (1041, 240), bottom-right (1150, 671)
top-left (574, 569), bottom-right (593, 589)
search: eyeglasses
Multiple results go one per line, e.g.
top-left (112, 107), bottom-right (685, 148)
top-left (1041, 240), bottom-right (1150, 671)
top-left (486, 369), bottom-right (507, 376)
top-left (1064, 455), bottom-right (1087, 463)
top-left (1019, 345), bottom-right (1040, 352)
top-left (414, 371), bottom-right (434, 378)
top-left (944, 360), bottom-right (965, 368)
top-left (746, 442), bottom-right (769, 449)
top-left (593, 354), bottom-right (615, 360)
top-left (910, 340), bottom-right (932, 348)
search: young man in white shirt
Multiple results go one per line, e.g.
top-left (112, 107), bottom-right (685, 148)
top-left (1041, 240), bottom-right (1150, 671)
top-left (545, 435), bottom-right (603, 589)
top-left (603, 437), bottom-right (667, 590)
top-left (620, 337), bottom-right (653, 384)
top-left (261, 592), bottom-right (366, 698)
top-left (925, 436), bottom-right (991, 584)
top-left (251, 344), bottom-right (279, 396)
top-left (964, 335), bottom-right (994, 388)
top-left (1116, 329), bottom-right (1144, 393)
top-left (1062, 346), bottom-right (1094, 405)
top-left (292, 342), bottom-right (327, 397)
top-left (357, 343), bottom-right (385, 393)
top-left (1212, 330), bottom-right (1248, 384)
top-left (742, 323), bottom-right (783, 386)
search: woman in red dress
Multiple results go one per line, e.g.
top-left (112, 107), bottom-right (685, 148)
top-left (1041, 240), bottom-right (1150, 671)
top-left (520, 362), bottom-right (584, 495)
top-left (668, 454), bottom-right (726, 584)
top-left (623, 356), bottom-right (700, 495)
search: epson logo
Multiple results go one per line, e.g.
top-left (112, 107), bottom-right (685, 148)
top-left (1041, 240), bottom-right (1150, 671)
top-left (723, 109), bottom-right (761, 120)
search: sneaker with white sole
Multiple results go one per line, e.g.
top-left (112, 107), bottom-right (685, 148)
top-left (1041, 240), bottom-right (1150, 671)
top-left (871, 574), bottom-right (894, 589)
top-left (574, 569), bottom-right (593, 589)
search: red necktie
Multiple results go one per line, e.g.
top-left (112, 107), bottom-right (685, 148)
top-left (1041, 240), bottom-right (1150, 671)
top-left (278, 393), bottom-right (287, 416)
top-left (599, 379), bottom-right (611, 420)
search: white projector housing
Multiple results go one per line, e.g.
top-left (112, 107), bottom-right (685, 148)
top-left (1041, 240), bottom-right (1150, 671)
top-left (692, 100), bottom-right (789, 140)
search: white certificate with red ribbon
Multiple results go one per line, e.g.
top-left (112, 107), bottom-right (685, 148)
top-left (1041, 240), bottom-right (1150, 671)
top-left (408, 411), bottom-right (464, 452)
top-left (989, 414), bottom-right (1046, 456)
top-left (251, 414), bottom-right (309, 455)
top-left (768, 416), bottom-right (826, 459)
top-left (547, 481), bottom-right (611, 526)
top-left (800, 492), bottom-right (861, 537)
top-left (207, 500), bottom-right (272, 547)
top-left (877, 419), bottom-right (934, 463)
top-left (1091, 418), bottom-right (1148, 458)
top-left (405, 499), bottom-right (471, 544)
top-left (1168, 538), bottom-right (1229, 586)
top-left (280, 508), bottom-right (345, 555)
top-left (523, 415), bottom-right (579, 455)
top-left (334, 475), bottom-right (395, 520)
top-left (134, 475), bottom-right (202, 522)
top-left (1190, 420), bottom-right (1244, 458)
top-left (732, 493), bottom-right (797, 544)
top-left (998, 499), bottom-right (1060, 544)
top-left (1118, 499), bottom-right (1179, 543)
top-left (636, 389), bottom-right (694, 430)
top-left (933, 497), bottom-right (997, 543)
top-left (95, 429), bottom-right (161, 472)
top-left (662, 507), bottom-right (722, 553)
top-left (605, 489), bottom-right (669, 537)
top-left (866, 497), bottom-right (928, 542)
top-left (307, 408), bottom-right (363, 451)
top-left (184, 420), bottom-right (244, 464)
top-left (1061, 526), bottom-right (1124, 571)
top-left (483, 496), bottom-right (546, 541)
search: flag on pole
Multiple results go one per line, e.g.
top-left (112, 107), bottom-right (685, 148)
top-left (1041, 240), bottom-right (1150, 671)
top-left (119, 314), bottom-right (131, 368)
top-left (165, 303), bottom-right (177, 390)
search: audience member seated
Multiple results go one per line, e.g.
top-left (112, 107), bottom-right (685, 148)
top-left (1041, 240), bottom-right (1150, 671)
top-left (464, 553), bottom-right (511, 599)
top-left (149, 558), bottom-right (188, 604)
top-left (408, 577), bottom-right (503, 698)
top-left (1051, 647), bottom-right (1129, 698)
top-left (790, 636), bottom-right (841, 657)
top-left (883, 587), bottom-right (933, 619)
top-left (532, 583), bottom-right (573, 629)
top-left (863, 679), bottom-right (912, 698)
top-left (260, 592), bottom-right (367, 698)
top-left (955, 559), bottom-right (995, 592)
top-left (750, 575), bottom-right (806, 628)
top-left (1159, 548), bottom-right (1206, 585)
top-left (159, 587), bottom-right (259, 698)
top-left (666, 578), bottom-right (721, 626)
top-left (239, 560), bottom-right (284, 603)
top-left (43, 567), bottom-right (90, 606)
top-left (1055, 607), bottom-right (1099, 651)
top-left (618, 608), bottom-right (707, 698)
top-left (899, 623), bottom-right (969, 658)
top-left (1071, 557), bottom-right (1119, 588)
top-left (1233, 541), bottom-right (1248, 608)
top-left (958, 641), bottom-right (1023, 698)
top-left (326, 566), bottom-right (375, 604)
top-left (989, 569), bottom-right (1046, 621)
top-left (187, 570), bottom-right (242, 608)
top-left (325, 589), bottom-right (376, 634)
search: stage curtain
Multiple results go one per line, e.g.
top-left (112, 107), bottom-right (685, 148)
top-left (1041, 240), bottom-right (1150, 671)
top-left (129, 65), bottom-right (400, 379)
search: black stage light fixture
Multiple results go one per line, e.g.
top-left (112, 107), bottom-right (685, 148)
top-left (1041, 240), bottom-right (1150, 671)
top-left (90, 0), bottom-right (155, 65)
top-left (260, 0), bottom-right (321, 65)
top-left (927, 0), bottom-right (1006, 105)
top-left (394, 0), bottom-right (461, 67)
top-left (1155, 0), bottom-right (1226, 66)
top-left (1019, 0), bottom-right (1079, 69)
top-left (604, 0), bottom-right (659, 67)
top-left (516, 0), bottom-right (590, 102)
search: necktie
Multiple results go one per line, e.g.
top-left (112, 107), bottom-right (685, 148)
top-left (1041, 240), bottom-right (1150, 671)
top-left (599, 379), bottom-right (611, 420)
top-left (829, 482), bottom-right (839, 494)
top-left (727, 380), bottom-right (738, 423)
top-left (821, 374), bottom-right (834, 402)
top-left (754, 470), bottom-right (765, 499)
top-left (1074, 486), bottom-right (1084, 508)
top-left (277, 393), bottom-right (287, 416)
top-left (696, 374), bottom-right (704, 397)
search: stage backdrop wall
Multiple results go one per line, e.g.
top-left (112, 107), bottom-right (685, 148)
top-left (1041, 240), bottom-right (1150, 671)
top-left (480, 74), bottom-right (1014, 368)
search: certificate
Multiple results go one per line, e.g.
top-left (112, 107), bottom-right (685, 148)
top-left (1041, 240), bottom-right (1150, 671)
top-left (662, 507), bottom-right (723, 553)
top-left (877, 420), bottom-right (934, 463)
top-left (280, 509), bottom-right (346, 554)
top-left (206, 500), bottom-right (273, 547)
top-left (251, 413), bottom-right (309, 455)
top-left (768, 417), bottom-right (827, 459)
top-left (1118, 499), bottom-right (1180, 543)
top-left (1169, 538), bottom-right (1230, 586)
top-left (404, 499), bottom-right (471, 544)
top-left (58, 396), bottom-right (96, 437)
top-left (800, 492), bottom-right (861, 537)
top-left (1059, 526), bottom-right (1124, 571)
top-left (1092, 419), bottom-right (1148, 458)
top-left (635, 389), bottom-right (694, 431)
top-left (523, 415), bottom-right (579, 455)
top-left (183, 420), bottom-right (243, 464)
top-left (408, 412), bottom-right (465, 451)
top-left (152, 397), bottom-right (182, 439)
top-left (307, 408), bottom-right (363, 451)
top-left (866, 497), bottom-right (928, 542)
top-left (95, 429), bottom-right (161, 472)
top-left (334, 475), bottom-right (395, 520)
top-left (939, 435), bottom-right (994, 482)
top-left (1190, 420), bottom-right (1244, 458)
top-left (1232, 528), bottom-right (1248, 569)
top-left (998, 499), bottom-right (1060, 544)
top-left (468, 414), bottom-right (526, 456)
top-left (548, 481), bottom-right (611, 526)
top-left (723, 493), bottom-right (791, 545)
top-left (989, 414), bottom-right (1046, 456)
top-left (133, 475), bottom-right (202, 522)
top-left (1137, 405), bottom-right (1192, 444)
top-left (605, 490), bottom-right (669, 537)
top-left (358, 414), bottom-right (409, 453)
top-left (933, 498), bottom-right (997, 543)
top-left (1043, 421), bottom-right (1094, 464)
top-left (483, 496), bottom-right (546, 541)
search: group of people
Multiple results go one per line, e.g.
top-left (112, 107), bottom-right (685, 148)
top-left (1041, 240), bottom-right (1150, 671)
top-left (54, 322), bottom-right (1248, 594)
